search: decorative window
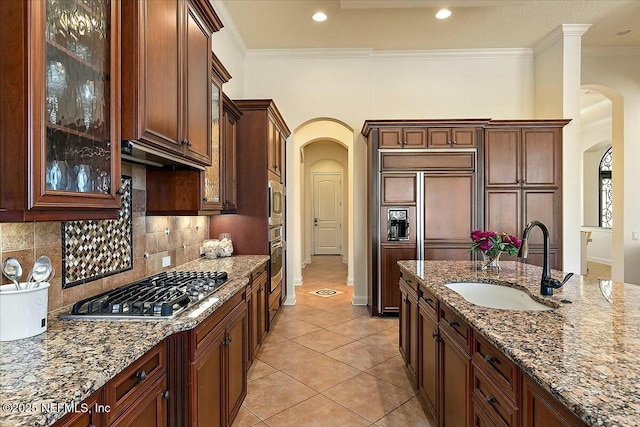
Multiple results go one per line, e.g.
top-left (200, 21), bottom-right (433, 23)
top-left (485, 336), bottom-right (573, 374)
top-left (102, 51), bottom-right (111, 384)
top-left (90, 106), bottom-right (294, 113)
top-left (599, 147), bottom-right (612, 228)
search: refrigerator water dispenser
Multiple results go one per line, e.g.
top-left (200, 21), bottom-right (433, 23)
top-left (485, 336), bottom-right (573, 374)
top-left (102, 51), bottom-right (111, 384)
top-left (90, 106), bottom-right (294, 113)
top-left (387, 208), bottom-right (409, 241)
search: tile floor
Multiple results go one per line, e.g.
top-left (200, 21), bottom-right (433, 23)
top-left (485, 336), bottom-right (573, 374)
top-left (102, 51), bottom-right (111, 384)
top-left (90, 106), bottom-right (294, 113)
top-left (232, 256), bottom-right (435, 427)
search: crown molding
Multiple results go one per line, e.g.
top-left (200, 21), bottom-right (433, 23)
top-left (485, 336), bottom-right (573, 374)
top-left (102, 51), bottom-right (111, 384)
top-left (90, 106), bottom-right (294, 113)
top-left (245, 48), bottom-right (374, 60)
top-left (582, 46), bottom-right (640, 57)
top-left (244, 47), bottom-right (532, 61)
top-left (210, 0), bottom-right (247, 57)
top-left (534, 24), bottom-right (591, 56)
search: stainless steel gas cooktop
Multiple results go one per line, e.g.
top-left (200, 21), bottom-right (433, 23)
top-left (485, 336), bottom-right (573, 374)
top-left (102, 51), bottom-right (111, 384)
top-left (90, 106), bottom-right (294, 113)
top-left (60, 271), bottom-right (228, 320)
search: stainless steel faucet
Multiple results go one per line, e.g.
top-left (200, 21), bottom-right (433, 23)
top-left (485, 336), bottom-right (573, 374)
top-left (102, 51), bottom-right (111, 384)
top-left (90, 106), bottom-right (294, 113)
top-left (518, 220), bottom-right (574, 296)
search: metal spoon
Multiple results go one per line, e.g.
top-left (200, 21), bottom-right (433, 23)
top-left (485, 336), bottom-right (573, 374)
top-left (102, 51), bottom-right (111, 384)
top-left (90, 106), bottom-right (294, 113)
top-left (2, 257), bottom-right (23, 291)
top-left (29, 256), bottom-right (53, 290)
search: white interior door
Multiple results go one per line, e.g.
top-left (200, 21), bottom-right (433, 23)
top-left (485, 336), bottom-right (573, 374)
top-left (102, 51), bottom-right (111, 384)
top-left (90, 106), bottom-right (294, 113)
top-left (313, 173), bottom-right (342, 255)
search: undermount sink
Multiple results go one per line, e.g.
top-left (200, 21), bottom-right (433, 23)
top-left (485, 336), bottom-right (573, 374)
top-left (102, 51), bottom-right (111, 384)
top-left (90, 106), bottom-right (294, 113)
top-left (445, 282), bottom-right (554, 311)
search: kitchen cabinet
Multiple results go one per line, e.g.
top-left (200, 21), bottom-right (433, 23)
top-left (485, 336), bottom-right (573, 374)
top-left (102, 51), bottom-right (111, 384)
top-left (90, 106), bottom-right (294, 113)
top-left (379, 128), bottom-right (427, 149)
top-left (189, 290), bottom-right (247, 427)
top-left (427, 127), bottom-right (477, 148)
top-left (0, 0), bottom-right (122, 221)
top-left (418, 286), bottom-right (439, 420)
top-left (248, 263), bottom-right (268, 365)
top-left (522, 375), bottom-right (587, 427)
top-left (484, 121), bottom-right (569, 270)
top-left (108, 377), bottom-right (168, 427)
top-left (145, 59), bottom-right (238, 216)
top-left (121, 0), bottom-right (222, 166)
top-left (53, 390), bottom-right (104, 427)
top-left (381, 245), bottom-right (416, 313)
top-left (399, 274), bottom-right (419, 378)
top-left (202, 57), bottom-right (236, 212)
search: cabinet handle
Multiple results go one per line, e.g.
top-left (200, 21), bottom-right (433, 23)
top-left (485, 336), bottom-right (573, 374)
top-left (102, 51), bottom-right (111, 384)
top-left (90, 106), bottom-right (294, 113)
top-left (446, 320), bottom-right (459, 328)
top-left (424, 297), bottom-right (433, 303)
top-left (180, 140), bottom-right (187, 146)
top-left (485, 355), bottom-right (499, 365)
top-left (186, 140), bottom-right (192, 147)
top-left (115, 188), bottom-right (124, 195)
top-left (135, 370), bottom-right (148, 382)
top-left (486, 396), bottom-right (498, 406)
top-left (432, 332), bottom-right (442, 342)
top-left (162, 390), bottom-right (170, 401)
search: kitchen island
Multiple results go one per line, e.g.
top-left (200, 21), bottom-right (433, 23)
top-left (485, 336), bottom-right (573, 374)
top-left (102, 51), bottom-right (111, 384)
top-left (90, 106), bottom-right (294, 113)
top-left (0, 255), bottom-right (269, 427)
top-left (398, 260), bottom-right (639, 427)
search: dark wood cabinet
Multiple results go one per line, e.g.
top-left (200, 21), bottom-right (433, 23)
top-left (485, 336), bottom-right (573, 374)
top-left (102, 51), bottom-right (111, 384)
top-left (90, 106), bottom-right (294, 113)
top-left (53, 390), bottom-right (104, 427)
top-left (108, 377), bottom-right (168, 427)
top-left (418, 300), bottom-right (439, 421)
top-left (0, 0), bottom-right (122, 221)
top-left (248, 264), bottom-right (268, 365)
top-left (121, 0), bottom-right (222, 166)
top-left (379, 128), bottom-right (427, 149)
top-left (484, 121), bottom-right (569, 270)
top-left (268, 116), bottom-right (287, 176)
top-left (522, 375), bottom-right (586, 427)
top-left (440, 326), bottom-right (471, 427)
top-left (399, 275), bottom-right (419, 379)
top-left (220, 94), bottom-right (242, 212)
top-left (427, 128), bottom-right (477, 148)
top-left (188, 290), bottom-right (247, 427)
top-left (381, 245), bottom-right (417, 313)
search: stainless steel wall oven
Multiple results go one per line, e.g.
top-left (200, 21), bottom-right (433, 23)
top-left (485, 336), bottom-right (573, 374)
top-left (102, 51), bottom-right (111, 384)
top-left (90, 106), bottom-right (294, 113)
top-left (269, 226), bottom-right (283, 293)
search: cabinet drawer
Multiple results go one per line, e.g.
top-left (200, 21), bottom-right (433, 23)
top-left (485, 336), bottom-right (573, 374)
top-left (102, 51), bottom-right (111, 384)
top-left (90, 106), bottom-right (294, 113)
top-left (472, 334), bottom-right (520, 401)
top-left (399, 274), bottom-right (419, 296)
top-left (472, 367), bottom-right (519, 427)
top-left (105, 342), bottom-right (166, 423)
top-left (381, 152), bottom-right (475, 171)
top-left (439, 305), bottom-right (471, 352)
top-left (252, 262), bottom-right (268, 281)
top-left (418, 285), bottom-right (437, 319)
top-left (193, 290), bottom-right (245, 356)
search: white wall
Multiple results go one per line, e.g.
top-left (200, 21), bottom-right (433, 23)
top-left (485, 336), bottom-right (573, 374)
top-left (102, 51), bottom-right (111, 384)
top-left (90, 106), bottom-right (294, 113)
top-left (582, 48), bottom-right (640, 284)
top-left (582, 226), bottom-right (612, 265)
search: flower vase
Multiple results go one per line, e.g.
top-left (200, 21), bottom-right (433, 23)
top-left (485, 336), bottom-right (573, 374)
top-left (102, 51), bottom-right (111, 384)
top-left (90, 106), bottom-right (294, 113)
top-left (482, 252), bottom-right (501, 270)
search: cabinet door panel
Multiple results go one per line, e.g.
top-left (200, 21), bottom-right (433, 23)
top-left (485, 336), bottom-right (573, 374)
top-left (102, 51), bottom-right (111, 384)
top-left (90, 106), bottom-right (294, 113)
top-left (404, 129), bottom-right (427, 148)
top-left (523, 190), bottom-right (560, 247)
top-left (485, 130), bottom-right (520, 187)
top-left (379, 128), bottom-right (403, 148)
top-left (142, 0), bottom-right (180, 148)
top-left (381, 174), bottom-right (416, 205)
top-left (451, 128), bottom-right (476, 147)
top-left (191, 328), bottom-right (224, 427)
top-left (427, 129), bottom-right (451, 148)
top-left (485, 189), bottom-right (521, 239)
top-left (522, 375), bottom-right (585, 427)
top-left (185, 3), bottom-right (212, 163)
top-left (380, 245), bottom-right (416, 313)
top-left (226, 305), bottom-right (248, 423)
top-left (440, 330), bottom-right (470, 427)
top-left (522, 129), bottom-right (560, 187)
top-left (109, 377), bottom-right (167, 427)
top-left (424, 246), bottom-right (472, 261)
top-left (419, 306), bottom-right (439, 420)
top-left (423, 174), bottom-right (475, 242)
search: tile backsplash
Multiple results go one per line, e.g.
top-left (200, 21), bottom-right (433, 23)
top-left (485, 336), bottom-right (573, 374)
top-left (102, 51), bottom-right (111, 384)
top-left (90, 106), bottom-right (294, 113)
top-left (0, 163), bottom-right (210, 312)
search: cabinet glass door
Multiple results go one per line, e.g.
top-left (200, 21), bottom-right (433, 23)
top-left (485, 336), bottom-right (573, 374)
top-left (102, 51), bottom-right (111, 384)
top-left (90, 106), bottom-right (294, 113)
top-left (44, 0), bottom-right (113, 194)
top-left (203, 81), bottom-right (222, 209)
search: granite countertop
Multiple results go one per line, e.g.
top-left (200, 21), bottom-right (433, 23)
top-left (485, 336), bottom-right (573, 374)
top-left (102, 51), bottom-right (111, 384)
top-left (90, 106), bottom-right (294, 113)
top-left (0, 255), bottom-right (269, 427)
top-left (397, 260), bottom-right (640, 427)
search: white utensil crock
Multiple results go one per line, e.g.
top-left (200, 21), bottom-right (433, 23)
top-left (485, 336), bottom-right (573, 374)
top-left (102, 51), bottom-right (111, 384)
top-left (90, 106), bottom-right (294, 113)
top-left (0, 282), bottom-right (50, 341)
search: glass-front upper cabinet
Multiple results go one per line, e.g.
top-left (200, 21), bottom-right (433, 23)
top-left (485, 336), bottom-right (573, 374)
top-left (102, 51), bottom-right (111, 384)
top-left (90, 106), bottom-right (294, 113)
top-left (201, 52), bottom-right (230, 211)
top-left (40, 0), bottom-right (120, 204)
top-left (1, 0), bottom-right (120, 220)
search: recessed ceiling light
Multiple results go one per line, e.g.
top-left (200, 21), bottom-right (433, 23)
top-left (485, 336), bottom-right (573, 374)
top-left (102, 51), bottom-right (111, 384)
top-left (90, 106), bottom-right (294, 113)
top-left (616, 29), bottom-right (632, 36)
top-left (312, 11), bottom-right (327, 22)
top-left (435, 9), bottom-right (452, 20)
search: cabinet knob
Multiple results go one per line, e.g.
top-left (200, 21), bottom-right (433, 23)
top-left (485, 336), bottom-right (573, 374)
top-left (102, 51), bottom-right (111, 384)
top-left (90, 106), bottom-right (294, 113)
top-left (451, 140), bottom-right (457, 145)
top-left (162, 391), bottom-right (170, 401)
top-left (136, 370), bottom-right (148, 382)
top-left (486, 396), bottom-right (498, 406)
top-left (202, 197), bottom-right (208, 202)
top-left (432, 332), bottom-right (441, 342)
top-left (446, 320), bottom-right (459, 328)
top-left (484, 355), bottom-right (499, 365)
top-left (424, 297), bottom-right (433, 303)
top-left (186, 140), bottom-right (192, 147)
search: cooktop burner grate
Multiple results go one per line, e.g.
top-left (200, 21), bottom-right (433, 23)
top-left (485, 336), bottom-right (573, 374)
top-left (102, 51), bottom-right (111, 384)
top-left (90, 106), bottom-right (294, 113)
top-left (64, 271), bottom-right (228, 319)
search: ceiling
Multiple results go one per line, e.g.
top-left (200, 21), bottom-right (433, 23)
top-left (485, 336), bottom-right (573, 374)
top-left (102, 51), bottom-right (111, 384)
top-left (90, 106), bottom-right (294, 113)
top-left (221, 0), bottom-right (640, 51)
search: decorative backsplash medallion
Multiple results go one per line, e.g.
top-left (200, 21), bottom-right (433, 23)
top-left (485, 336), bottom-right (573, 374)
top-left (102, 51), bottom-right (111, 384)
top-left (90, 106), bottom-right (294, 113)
top-left (62, 176), bottom-right (133, 288)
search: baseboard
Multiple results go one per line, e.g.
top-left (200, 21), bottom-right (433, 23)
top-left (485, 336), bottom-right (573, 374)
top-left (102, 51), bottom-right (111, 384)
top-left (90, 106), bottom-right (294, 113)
top-left (293, 276), bottom-right (303, 287)
top-left (342, 256), bottom-right (347, 264)
top-left (352, 294), bottom-right (368, 306)
top-left (284, 294), bottom-right (296, 305)
top-left (346, 276), bottom-right (354, 286)
top-left (587, 256), bottom-right (612, 265)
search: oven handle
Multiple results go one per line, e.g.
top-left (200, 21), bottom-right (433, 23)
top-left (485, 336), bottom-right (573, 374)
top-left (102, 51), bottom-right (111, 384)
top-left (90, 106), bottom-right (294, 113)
top-left (271, 240), bottom-right (283, 249)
